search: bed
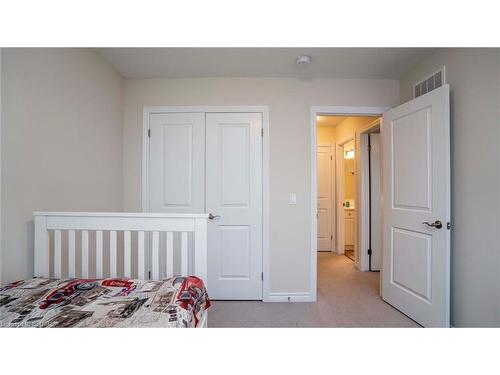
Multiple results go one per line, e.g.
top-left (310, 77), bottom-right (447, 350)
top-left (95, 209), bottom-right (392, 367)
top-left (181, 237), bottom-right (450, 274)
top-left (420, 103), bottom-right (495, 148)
top-left (0, 212), bottom-right (211, 328)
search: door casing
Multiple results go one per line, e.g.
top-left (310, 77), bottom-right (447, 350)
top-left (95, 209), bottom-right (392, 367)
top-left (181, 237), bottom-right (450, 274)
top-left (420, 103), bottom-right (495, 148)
top-left (358, 118), bottom-right (383, 272)
top-left (142, 106), bottom-right (271, 301)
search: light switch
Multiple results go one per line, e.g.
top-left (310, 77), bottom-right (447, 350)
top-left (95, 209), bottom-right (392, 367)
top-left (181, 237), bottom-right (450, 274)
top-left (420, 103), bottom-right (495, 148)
top-left (288, 193), bottom-right (297, 205)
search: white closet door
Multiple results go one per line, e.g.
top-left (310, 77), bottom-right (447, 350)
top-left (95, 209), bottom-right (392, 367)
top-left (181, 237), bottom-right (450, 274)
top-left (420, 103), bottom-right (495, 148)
top-left (317, 146), bottom-right (334, 251)
top-left (148, 113), bottom-right (205, 213)
top-left (206, 113), bottom-right (263, 300)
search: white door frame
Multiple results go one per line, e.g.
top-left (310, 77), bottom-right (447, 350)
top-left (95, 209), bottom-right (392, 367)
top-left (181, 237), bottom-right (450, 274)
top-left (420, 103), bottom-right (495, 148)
top-left (142, 106), bottom-right (271, 301)
top-left (358, 118), bottom-right (382, 272)
top-left (310, 106), bottom-right (389, 300)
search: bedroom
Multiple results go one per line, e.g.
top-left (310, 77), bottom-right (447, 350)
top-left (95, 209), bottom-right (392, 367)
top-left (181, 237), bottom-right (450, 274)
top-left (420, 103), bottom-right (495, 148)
top-left (3, 46), bottom-right (498, 329)
top-left (1, 1), bottom-right (499, 373)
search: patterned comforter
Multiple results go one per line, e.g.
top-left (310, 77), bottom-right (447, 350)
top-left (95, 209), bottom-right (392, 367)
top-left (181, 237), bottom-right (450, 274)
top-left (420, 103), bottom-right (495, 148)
top-left (0, 276), bottom-right (211, 328)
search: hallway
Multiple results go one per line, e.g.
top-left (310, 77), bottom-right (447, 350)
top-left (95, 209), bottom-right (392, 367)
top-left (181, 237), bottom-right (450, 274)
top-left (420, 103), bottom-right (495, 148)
top-left (208, 252), bottom-right (420, 327)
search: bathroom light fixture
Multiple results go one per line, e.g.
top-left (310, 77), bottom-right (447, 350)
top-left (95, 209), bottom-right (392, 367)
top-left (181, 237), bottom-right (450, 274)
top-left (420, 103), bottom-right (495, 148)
top-left (295, 55), bottom-right (311, 65)
top-left (344, 149), bottom-right (354, 159)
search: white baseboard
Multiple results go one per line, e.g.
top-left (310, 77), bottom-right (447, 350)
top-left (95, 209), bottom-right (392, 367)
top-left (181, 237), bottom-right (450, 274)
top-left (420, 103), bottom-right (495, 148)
top-left (265, 292), bottom-right (313, 302)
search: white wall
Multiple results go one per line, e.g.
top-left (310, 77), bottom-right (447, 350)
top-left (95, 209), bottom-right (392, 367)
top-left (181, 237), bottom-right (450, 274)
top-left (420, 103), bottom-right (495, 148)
top-left (1, 48), bottom-right (124, 284)
top-left (400, 48), bottom-right (500, 327)
top-left (123, 78), bottom-right (399, 295)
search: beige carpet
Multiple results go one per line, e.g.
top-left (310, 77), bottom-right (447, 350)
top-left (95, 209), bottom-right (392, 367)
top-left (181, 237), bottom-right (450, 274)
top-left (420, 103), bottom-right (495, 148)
top-left (208, 252), bottom-right (420, 327)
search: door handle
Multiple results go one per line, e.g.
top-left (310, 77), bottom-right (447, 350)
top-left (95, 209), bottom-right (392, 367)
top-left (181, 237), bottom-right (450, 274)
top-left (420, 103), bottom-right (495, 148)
top-left (422, 220), bottom-right (443, 229)
top-left (208, 213), bottom-right (221, 220)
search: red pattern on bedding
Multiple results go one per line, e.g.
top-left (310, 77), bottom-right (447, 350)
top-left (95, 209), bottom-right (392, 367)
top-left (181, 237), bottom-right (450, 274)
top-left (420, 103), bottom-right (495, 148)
top-left (0, 276), bottom-right (211, 328)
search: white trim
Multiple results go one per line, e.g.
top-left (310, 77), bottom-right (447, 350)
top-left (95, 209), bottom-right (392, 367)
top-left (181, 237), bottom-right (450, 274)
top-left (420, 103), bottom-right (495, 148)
top-left (142, 106), bottom-right (271, 302)
top-left (33, 211), bottom-right (209, 218)
top-left (358, 119), bottom-right (381, 271)
top-left (359, 134), bottom-right (370, 270)
top-left (144, 105), bottom-right (269, 114)
top-left (261, 109), bottom-right (271, 303)
top-left (310, 106), bottom-right (389, 302)
top-left (266, 292), bottom-right (312, 303)
top-left (312, 106), bottom-right (389, 117)
top-left (310, 112), bottom-right (318, 302)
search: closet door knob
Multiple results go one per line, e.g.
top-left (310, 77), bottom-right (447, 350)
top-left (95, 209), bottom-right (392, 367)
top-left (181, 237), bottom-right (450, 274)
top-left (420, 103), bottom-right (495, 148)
top-left (209, 213), bottom-right (221, 220)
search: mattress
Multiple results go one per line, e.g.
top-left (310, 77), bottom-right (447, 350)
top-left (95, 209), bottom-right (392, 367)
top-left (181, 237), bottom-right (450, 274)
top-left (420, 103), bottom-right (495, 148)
top-left (0, 276), bottom-right (210, 328)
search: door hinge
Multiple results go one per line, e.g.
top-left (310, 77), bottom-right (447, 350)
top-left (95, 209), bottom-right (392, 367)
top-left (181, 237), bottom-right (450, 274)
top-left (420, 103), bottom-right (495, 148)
top-left (331, 235), bottom-right (333, 240)
top-left (367, 249), bottom-right (372, 255)
top-left (261, 272), bottom-right (263, 281)
top-left (148, 271), bottom-right (151, 279)
top-left (148, 128), bottom-right (151, 137)
top-left (261, 128), bottom-right (264, 137)
top-left (330, 155), bottom-right (333, 160)
top-left (447, 222), bottom-right (451, 230)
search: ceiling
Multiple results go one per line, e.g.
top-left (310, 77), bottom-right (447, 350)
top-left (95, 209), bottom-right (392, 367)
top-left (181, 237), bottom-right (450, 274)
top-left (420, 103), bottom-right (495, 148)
top-left (95, 48), bottom-right (436, 79)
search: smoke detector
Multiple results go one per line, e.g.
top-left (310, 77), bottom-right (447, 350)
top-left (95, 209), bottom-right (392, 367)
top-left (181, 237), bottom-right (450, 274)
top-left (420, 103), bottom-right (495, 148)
top-left (295, 55), bottom-right (311, 65)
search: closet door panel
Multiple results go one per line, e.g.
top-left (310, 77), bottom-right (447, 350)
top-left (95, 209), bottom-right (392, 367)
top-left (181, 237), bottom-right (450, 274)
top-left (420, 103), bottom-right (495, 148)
top-left (148, 113), bottom-right (205, 213)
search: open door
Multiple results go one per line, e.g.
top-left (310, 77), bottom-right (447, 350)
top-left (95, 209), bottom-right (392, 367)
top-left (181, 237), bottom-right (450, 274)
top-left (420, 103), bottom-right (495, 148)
top-left (381, 84), bottom-right (450, 327)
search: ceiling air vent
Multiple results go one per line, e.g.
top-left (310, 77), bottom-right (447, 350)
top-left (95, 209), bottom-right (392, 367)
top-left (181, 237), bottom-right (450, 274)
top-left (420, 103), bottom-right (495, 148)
top-left (413, 66), bottom-right (446, 98)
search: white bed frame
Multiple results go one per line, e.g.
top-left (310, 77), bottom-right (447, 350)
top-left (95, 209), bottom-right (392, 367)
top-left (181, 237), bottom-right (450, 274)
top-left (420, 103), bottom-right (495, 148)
top-left (33, 211), bottom-right (209, 327)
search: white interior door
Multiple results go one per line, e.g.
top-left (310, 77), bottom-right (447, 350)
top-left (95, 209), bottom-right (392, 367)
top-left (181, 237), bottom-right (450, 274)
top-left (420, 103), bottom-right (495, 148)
top-left (369, 133), bottom-right (382, 271)
top-left (381, 84), bottom-right (450, 327)
top-left (148, 112), bottom-right (205, 213)
top-left (206, 113), bottom-right (263, 300)
top-left (317, 146), bottom-right (334, 251)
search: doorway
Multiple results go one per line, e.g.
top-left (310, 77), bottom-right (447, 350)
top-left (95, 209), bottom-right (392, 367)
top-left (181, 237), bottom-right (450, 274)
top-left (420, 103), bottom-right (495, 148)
top-left (314, 112), bottom-right (384, 270)
top-left (310, 106), bottom-right (388, 303)
top-left (142, 106), bottom-right (270, 301)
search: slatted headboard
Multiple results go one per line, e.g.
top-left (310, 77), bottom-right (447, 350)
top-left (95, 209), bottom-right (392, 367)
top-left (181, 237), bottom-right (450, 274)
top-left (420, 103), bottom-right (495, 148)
top-left (33, 212), bottom-right (208, 286)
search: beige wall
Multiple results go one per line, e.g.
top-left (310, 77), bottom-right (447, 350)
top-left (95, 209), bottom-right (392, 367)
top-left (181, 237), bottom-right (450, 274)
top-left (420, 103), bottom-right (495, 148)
top-left (317, 125), bottom-right (336, 145)
top-left (1, 48), bottom-right (124, 284)
top-left (336, 116), bottom-right (377, 142)
top-left (123, 78), bottom-right (399, 294)
top-left (400, 48), bottom-right (500, 327)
